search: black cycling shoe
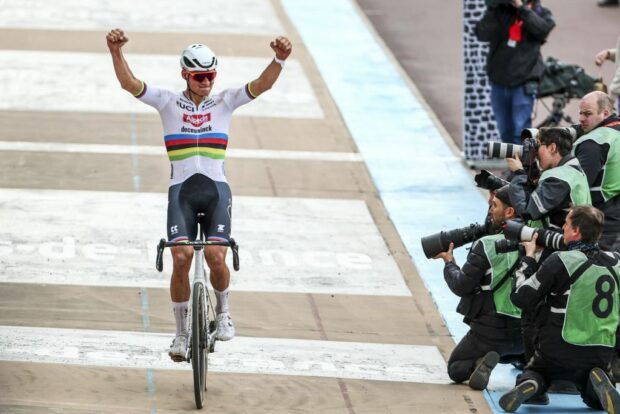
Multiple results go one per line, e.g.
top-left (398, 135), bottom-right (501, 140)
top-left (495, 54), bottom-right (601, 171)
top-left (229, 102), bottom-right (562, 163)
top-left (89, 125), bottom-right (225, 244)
top-left (598, 0), bottom-right (619, 6)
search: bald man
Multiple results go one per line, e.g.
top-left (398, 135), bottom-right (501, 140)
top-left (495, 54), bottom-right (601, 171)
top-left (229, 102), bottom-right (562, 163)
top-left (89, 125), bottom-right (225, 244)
top-left (572, 91), bottom-right (620, 252)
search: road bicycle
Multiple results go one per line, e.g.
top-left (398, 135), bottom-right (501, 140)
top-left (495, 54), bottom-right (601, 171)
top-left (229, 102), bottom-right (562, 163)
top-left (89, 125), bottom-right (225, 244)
top-left (156, 213), bottom-right (240, 409)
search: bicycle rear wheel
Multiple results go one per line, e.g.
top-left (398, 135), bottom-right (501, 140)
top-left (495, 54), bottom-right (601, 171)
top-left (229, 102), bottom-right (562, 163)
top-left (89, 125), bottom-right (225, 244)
top-left (192, 282), bottom-right (207, 409)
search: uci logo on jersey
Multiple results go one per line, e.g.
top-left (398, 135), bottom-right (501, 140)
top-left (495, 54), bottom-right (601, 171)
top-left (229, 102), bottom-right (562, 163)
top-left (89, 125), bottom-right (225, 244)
top-left (176, 100), bottom-right (195, 112)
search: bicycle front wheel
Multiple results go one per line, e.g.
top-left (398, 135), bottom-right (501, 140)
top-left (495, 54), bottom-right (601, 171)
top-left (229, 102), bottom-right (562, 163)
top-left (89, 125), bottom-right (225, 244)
top-left (192, 282), bottom-right (207, 409)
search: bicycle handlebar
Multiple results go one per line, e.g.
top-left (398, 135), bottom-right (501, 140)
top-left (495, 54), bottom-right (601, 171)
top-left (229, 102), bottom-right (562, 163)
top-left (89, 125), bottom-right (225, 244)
top-left (156, 238), bottom-right (240, 272)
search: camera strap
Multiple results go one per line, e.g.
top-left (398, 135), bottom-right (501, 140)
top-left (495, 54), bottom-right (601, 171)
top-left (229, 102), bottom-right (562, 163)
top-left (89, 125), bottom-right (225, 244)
top-left (491, 259), bottom-right (522, 293)
top-left (606, 265), bottom-right (620, 292)
top-left (558, 259), bottom-right (593, 294)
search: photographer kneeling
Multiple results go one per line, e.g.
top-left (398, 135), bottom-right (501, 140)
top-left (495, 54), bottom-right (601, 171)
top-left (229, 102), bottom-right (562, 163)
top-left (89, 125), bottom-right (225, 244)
top-left (500, 205), bottom-right (620, 413)
top-left (507, 127), bottom-right (592, 396)
top-left (508, 127), bottom-right (591, 231)
top-left (433, 186), bottom-right (523, 390)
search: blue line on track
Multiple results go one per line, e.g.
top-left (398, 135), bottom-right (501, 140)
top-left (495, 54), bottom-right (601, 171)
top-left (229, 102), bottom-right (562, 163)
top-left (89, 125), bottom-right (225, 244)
top-left (281, 0), bottom-right (601, 412)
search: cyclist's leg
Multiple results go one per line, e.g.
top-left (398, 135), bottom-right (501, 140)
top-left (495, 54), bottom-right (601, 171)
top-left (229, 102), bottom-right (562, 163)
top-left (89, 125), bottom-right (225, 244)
top-left (204, 180), bottom-right (232, 293)
top-left (204, 180), bottom-right (235, 340)
top-left (205, 245), bottom-right (230, 293)
top-left (167, 181), bottom-right (198, 358)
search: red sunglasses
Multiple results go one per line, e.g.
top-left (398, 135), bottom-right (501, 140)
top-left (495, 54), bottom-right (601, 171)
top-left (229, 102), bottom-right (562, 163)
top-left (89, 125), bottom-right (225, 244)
top-left (189, 71), bottom-right (217, 82)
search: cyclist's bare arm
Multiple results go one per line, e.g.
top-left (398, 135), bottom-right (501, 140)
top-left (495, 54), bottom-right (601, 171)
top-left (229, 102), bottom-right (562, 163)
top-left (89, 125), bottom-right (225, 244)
top-left (106, 28), bottom-right (143, 96)
top-left (248, 36), bottom-right (293, 97)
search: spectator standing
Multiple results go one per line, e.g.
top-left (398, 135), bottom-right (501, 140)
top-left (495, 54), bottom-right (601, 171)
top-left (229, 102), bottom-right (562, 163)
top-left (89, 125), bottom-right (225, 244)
top-left (475, 0), bottom-right (555, 145)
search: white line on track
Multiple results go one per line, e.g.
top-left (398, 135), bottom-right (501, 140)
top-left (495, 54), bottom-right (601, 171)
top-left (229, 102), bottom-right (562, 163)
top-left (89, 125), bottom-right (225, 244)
top-left (0, 325), bottom-right (451, 384)
top-left (0, 0), bottom-right (285, 35)
top-left (0, 50), bottom-right (323, 118)
top-left (0, 141), bottom-right (363, 162)
top-left (0, 188), bottom-right (410, 296)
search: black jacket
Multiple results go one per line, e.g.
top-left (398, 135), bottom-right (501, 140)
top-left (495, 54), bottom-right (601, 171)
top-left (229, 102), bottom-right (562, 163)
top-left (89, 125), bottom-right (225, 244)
top-left (443, 238), bottom-right (521, 341)
top-left (475, 1), bottom-right (555, 87)
top-left (509, 154), bottom-right (583, 230)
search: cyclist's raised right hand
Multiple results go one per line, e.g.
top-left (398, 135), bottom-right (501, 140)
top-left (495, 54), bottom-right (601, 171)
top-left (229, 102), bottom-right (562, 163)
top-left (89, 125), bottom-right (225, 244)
top-left (106, 28), bottom-right (128, 52)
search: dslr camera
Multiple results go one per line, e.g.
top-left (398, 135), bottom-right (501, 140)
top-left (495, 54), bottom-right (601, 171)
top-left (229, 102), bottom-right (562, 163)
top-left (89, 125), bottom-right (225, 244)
top-left (474, 169), bottom-right (509, 192)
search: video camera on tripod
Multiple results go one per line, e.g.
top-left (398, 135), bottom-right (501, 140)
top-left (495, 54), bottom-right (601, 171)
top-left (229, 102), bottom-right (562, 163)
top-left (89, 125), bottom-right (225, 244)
top-left (536, 56), bottom-right (602, 127)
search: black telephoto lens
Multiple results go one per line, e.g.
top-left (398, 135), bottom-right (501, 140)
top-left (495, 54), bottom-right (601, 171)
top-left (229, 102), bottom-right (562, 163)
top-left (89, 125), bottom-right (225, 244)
top-left (421, 223), bottom-right (488, 259)
top-left (494, 238), bottom-right (520, 253)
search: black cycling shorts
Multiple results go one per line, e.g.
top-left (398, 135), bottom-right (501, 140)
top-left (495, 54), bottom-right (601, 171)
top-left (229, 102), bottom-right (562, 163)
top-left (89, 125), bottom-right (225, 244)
top-left (167, 173), bottom-right (232, 242)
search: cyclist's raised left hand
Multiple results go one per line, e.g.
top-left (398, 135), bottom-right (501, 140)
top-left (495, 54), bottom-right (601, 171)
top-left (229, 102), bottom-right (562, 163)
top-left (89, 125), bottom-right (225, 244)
top-left (270, 36), bottom-right (292, 60)
top-left (106, 28), bottom-right (129, 52)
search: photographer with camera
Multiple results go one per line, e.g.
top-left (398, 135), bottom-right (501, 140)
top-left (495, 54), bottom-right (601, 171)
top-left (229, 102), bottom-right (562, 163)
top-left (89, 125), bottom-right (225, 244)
top-left (573, 91), bottom-right (620, 252)
top-left (499, 205), bottom-right (620, 413)
top-left (508, 127), bottom-right (592, 231)
top-left (475, 0), bottom-right (555, 145)
top-left (432, 186), bottom-right (524, 391)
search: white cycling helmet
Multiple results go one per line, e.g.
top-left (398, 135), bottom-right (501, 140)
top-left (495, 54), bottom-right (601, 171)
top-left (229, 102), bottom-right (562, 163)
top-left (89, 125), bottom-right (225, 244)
top-left (180, 44), bottom-right (218, 72)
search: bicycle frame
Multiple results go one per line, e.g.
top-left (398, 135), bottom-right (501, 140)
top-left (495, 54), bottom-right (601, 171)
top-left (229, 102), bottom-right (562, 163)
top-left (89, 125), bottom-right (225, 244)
top-left (190, 224), bottom-right (215, 356)
top-left (155, 220), bottom-right (239, 409)
top-left (156, 234), bottom-right (240, 355)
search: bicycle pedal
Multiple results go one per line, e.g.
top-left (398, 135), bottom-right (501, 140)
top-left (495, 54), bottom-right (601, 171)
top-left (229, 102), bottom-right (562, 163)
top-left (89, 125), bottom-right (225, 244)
top-left (168, 352), bottom-right (188, 363)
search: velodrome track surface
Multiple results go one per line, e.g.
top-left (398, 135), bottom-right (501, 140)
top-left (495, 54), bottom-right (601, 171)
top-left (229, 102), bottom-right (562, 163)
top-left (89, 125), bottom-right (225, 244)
top-left (0, 1), bottom-right (487, 413)
top-left (0, 1), bottom-right (616, 414)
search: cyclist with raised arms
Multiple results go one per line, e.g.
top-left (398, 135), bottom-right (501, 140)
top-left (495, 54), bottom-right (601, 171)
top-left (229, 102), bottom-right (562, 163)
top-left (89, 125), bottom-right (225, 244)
top-left (106, 28), bottom-right (292, 361)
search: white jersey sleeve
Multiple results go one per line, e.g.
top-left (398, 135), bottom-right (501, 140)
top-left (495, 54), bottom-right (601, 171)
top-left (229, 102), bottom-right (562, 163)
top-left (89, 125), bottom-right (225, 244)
top-left (220, 84), bottom-right (255, 111)
top-left (136, 83), bottom-right (175, 112)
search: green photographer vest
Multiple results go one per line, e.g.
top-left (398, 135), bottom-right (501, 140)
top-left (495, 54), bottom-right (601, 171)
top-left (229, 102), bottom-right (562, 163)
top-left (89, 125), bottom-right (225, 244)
top-left (480, 234), bottom-right (522, 318)
top-left (573, 127), bottom-right (620, 202)
top-left (557, 251), bottom-right (620, 347)
top-left (537, 163), bottom-right (592, 227)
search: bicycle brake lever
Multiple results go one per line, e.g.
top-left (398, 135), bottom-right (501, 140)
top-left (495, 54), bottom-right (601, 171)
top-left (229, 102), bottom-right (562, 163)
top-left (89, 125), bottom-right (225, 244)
top-left (156, 238), bottom-right (166, 272)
